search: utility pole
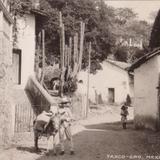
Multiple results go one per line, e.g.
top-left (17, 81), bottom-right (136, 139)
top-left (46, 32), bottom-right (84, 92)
top-left (86, 42), bottom-right (91, 118)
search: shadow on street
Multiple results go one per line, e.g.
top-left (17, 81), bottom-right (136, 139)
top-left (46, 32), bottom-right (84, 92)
top-left (85, 120), bottom-right (134, 131)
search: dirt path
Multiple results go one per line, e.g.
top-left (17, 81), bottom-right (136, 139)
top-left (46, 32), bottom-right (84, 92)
top-left (1, 107), bottom-right (160, 160)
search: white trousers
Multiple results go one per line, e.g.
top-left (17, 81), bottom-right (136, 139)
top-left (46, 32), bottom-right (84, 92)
top-left (59, 122), bottom-right (74, 151)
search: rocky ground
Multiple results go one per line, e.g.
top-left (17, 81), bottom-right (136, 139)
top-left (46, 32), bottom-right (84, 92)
top-left (1, 105), bottom-right (160, 160)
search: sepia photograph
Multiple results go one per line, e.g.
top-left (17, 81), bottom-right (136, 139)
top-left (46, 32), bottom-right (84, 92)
top-left (1, 0), bottom-right (160, 160)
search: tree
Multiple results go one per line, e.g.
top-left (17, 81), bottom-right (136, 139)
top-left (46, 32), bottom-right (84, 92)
top-left (114, 46), bottom-right (128, 62)
top-left (112, 7), bottom-right (151, 63)
top-left (39, 0), bottom-right (115, 71)
top-left (10, 0), bottom-right (32, 15)
top-left (10, 0), bottom-right (152, 70)
top-left (127, 47), bottom-right (147, 63)
top-left (114, 8), bottom-right (137, 25)
top-left (149, 9), bottom-right (160, 49)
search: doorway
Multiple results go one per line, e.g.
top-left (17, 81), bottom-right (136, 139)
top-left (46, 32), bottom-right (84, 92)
top-left (108, 88), bottom-right (115, 103)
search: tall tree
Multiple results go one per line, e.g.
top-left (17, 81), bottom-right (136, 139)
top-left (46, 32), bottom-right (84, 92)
top-left (149, 9), bottom-right (160, 49)
top-left (114, 7), bottom-right (137, 25)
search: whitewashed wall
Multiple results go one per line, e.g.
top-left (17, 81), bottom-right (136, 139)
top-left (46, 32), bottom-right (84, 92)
top-left (134, 55), bottom-right (159, 130)
top-left (17, 14), bottom-right (36, 88)
top-left (78, 61), bottom-right (130, 104)
top-left (0, 1), bottom-right (14, 145)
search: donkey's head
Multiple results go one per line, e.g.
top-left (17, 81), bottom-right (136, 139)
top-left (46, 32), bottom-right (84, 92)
top-left (49, 113), bottom-right (59, 134)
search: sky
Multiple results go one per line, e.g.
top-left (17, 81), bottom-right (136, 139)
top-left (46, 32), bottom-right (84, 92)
top-left (105, 0), bottom-right (160, 23)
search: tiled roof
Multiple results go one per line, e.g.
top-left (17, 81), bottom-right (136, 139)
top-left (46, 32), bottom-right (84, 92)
top-left (106, 59), bottom-right (131, 70)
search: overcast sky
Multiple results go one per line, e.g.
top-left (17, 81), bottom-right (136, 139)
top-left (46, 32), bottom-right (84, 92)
top-left (105, 0), bottom-right (160, 23)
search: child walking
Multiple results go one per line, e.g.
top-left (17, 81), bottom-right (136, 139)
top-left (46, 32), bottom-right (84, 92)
top-left (121, 102), bottom-right (129, 129)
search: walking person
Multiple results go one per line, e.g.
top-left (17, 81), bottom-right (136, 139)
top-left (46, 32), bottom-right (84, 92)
top-left (121, 102), bottom-right (129, 129)
top-left (58, 97), bottom-right (74, 155)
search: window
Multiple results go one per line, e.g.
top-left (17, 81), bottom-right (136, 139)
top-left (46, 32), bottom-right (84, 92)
top-left (12, 49), bottom-right (21, 85)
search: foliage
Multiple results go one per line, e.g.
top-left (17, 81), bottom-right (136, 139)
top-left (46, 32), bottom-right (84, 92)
top-left (39, 0), bottom-right (116, 68)
top-left (63, 77), bottom-right (77, 94)
top-left (114, 7), bottom-right (137, 25)
top-left (10, 0), bottom-right (33, 16)
top-left (129, 48), bottom-right (146, 62)
top-left (10, 0), bottom-right (152, 70)
top-left (10, 0), bottom-right (33, 48)
top-left (149, 9), bottom-right (160, 50)
top-left (110, 5), bottom-right (151, 62)
top-left (112, 8), bottom-right (151, 63)
top-left (114, 46), bottom-right (128, 62)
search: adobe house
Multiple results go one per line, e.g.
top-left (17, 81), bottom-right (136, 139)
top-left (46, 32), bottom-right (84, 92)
top-left (78, 60), bottom-right (133, 105)
top-left (9, 1), bottom-right (48, 137)
top-left (12, 1), bottom-right (47, 88)
top-left (129, 48), bottom-right (160, 131)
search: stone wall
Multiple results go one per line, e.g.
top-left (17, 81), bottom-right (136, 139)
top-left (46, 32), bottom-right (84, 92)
top-left (0, 64), bottom-right (14, 147)
top-left (25, 76), bottom-right (59, 115)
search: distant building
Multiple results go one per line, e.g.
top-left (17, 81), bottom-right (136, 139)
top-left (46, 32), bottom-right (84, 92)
top-left (117, 37), bottom-right (143, 49)
top-left (78, 60), bottom-right (133, 105)
top-left (129, 48), bottom-right (160, 131)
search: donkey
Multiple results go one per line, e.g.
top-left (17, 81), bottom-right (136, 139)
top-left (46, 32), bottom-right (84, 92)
top-left (33, 111), bottom-right (60, 155)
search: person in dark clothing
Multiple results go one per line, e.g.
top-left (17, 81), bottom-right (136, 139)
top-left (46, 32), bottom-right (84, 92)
top-left (121, 103), bottom-right (129, 129)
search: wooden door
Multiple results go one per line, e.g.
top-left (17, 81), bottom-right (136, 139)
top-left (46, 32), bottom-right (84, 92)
top-left (108, 88), bottom-right (115, 103)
